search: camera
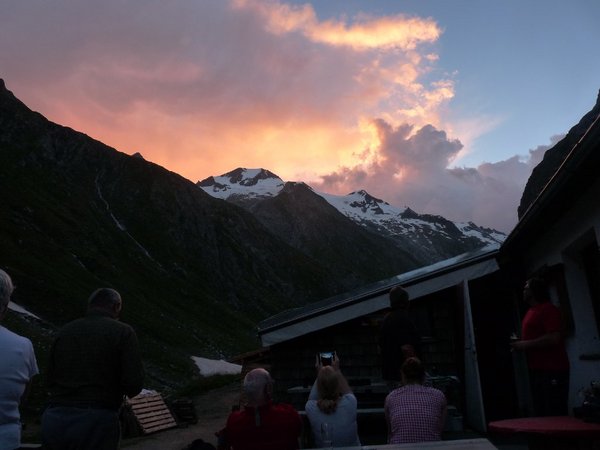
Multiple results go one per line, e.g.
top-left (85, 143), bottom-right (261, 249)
top-left (319, 351), bottom-right (335, 366)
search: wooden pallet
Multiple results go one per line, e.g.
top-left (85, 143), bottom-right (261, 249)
top-left (127, 393), bottom-right (178, 435)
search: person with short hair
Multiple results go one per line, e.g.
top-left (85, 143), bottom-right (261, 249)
top-left (384, 357), bottom-right (447, 444)
top-left (379, 286), bottom-right (421, 383)
top-left (42, 288), bottom-right (144, 450)
top-left (0, 269), bottom-right (39, 450)
top-left (511, 277), bottom-right (570, 416)
top-left (217, 368), bottom-right (302, 450)
top-left (305, 353), bottom-right (360, 447)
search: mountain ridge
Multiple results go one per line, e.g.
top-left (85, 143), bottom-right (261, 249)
top-left (2, 78), bottom-right (484, 393)
top-left (198, 167), bottom-right (506, 264)
top-left (0, 79), bottom-right (347, 391)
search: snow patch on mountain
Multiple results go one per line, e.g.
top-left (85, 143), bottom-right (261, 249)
top-left (319, 190), bottom-right (407, 224)
top-left (198, 167), bottom-right (284, 200)
top-left (191, 356), bottom-right (242, 376)
top-left (197, 168), bottom-right (506, 246)
top-left (455, 222), bottom-right (507, 246)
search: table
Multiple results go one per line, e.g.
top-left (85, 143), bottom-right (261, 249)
top-left (488, 416), bottom-right (600, 449)
top-left (303, 438), bottom-right (497, 449)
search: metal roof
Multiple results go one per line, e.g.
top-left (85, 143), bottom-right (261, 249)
top-left (258, 244), bottom-right (500, 345)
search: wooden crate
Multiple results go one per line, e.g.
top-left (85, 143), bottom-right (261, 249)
top-left (127, 393), bottom-right (178, 435)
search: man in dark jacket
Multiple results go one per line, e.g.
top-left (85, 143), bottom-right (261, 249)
top-left (379, 286), bottom-right (421, 383)
top-left (42, 288), bottom-right (144, 450)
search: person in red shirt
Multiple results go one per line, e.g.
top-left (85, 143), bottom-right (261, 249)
top-left (217, 368), bottom-right (302, 450)
top-left (511, 277), bottom-right (570, 416)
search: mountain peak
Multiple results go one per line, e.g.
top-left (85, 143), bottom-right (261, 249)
top-left (197, 167), bottom-right (284, 201)
top-left (221, 167), bottom-right (280, 186)
top-left (198, 167), bottom-right (507, 254)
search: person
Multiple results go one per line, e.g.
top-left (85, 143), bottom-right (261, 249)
top-left (305, 353), bottom-right (360, 448)
top-left (217, 368), bottom-right (302, 450)
top-left (379, 286), bottom-right (421, 383)
top-left (511, 277), bottom-right (570, 416)
top-left (0, 269), bottom-right (39, 450)
top-left (384, 357), bottom-right (447, 444)
top-left (42, 288), bottom-right (144, 450)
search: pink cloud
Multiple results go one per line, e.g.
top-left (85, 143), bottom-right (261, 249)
top-left (2, 0), bottom-right (548, 232)
top-left (312, 119), bottom-right (559, 233)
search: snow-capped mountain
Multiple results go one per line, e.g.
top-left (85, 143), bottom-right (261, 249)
top-left (197, 168), bottom-right (284, 203)
top-left (197, 168), bottom-right (506, 263)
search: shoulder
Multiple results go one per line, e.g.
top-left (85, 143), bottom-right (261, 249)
top-left (532, 302), bottom-right (561, 323)
top-left (385, 387), bottom-right (405, 404)
top-left (225, 408), bottom-right (246, 428)
top-left (0, 325), bottom-right (33, 348)
top-left (340, 393), bottom-right (357, 407)
top-left (540, 302), bottom-right (560, 314)
top-left (273, 402), bottom-right (300, 416)
top-left (305, 399), bottom-right (318, 412)
top-left (422, 386), bottom-right (447, 402)
top-left (92, 315), bottom-right (137, 333)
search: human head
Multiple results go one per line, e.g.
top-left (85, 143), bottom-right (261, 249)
top-left (316, 365), bottom-right (341, 414)
top-left (0, 269), bottom-right (14, 320)
top-left (389, 286), bottom-right (409, 310)
top-left (524, 277), bottom-right (549, 304)
top-left (243, 368), bottom-right (273, 407)
top-left (400, 357), bottom-right (426, 385)
top-left (88, 288), bottom-right (122, 318)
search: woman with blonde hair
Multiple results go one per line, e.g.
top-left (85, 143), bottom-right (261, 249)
top-left (305, 353), bottom-right (360, 447)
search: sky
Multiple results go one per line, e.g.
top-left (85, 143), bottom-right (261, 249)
top-left (1, 1), bottom-right (599, 233)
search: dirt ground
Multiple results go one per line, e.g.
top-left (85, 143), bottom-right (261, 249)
top-left (121, 382), bottom-right (242, 450)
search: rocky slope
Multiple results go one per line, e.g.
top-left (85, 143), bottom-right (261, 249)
top-left (0, 79), bottom-right (341, 390)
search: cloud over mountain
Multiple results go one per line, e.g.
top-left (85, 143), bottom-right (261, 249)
top-left (0, 0), bottom-right (451, 182)
top-left (0, 0), bottom-right (567, 232)
top-left (313, 119), bottom-right (562, 233)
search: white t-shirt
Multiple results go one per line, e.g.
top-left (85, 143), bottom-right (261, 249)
top-left (305, 382), bottom-right (361, 448)
top-left (0, 326), bottom-right (39, 450)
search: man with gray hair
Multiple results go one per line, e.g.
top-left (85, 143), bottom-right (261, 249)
top-left (0, 269), bottom-right (39, 450)
top-left (217, 368), bottom-right (302, 450)
top-left (42, 288), bottom-right (144, 450)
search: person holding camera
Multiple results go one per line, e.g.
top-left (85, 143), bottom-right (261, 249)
top-left (304, 353), bottom-right (360, 448)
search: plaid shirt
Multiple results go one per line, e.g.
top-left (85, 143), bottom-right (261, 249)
top-left (384, 384), bottom-right (447, 444)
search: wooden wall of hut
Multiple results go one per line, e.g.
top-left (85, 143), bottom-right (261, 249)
top-left (268, 285), bottom-right (464, 411)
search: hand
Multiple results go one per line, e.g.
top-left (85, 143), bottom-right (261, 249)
top-left (332, 352), bottom-right (340, 371)
top-left (315, 354), bottom-right (323, 372)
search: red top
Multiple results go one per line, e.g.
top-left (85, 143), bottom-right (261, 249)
top-left (521, 302), bottom-right (569, 371)
top-left (489, 416), bottom-right (600, 437)
top-left (221, 402), bottom-right (302, 450)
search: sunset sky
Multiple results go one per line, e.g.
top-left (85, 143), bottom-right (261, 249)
top-left (2, 0), bottom-right (599, 232)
